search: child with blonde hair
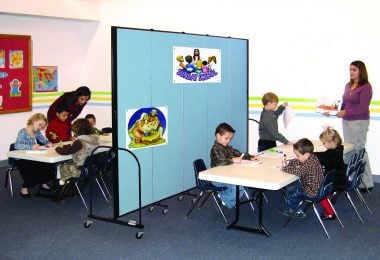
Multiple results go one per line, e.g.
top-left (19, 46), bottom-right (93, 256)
top-left (15, 113), bottom-right (54, 197)
top-left (315, 126), bottom-right (347, 220)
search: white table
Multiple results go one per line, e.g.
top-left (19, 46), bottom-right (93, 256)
top-left (199, 141), bottom-right (354, 236)
top-left (7, 136), bottom-right (112, 163)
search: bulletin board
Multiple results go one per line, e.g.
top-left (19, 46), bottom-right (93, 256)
top-left (111, 27), bottom-right (248, 216)
top-left (0, 34), bottom-right (32, 114)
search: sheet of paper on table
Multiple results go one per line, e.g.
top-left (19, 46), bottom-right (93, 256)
top-left (234, 160), bottom-right (264, 167)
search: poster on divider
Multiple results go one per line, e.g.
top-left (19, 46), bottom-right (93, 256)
top-left (126, 106), bottom-right (168, 150)
top-left (173, 46), bottom-right (221, 83)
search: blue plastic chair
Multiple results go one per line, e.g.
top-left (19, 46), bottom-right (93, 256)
top-left (4, 143), bottom-right (18, 197)
top-left (185, 159), bottom-right (229, 223)
top-left (56, 148), bottom-right (114, 211)
top-left (343, 160), bottom-right (373, 223)
top-left (283, 169), bottom-right (344, 238)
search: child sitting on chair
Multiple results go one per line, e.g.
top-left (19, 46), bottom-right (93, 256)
top-left (85, 113), bottom-right (108, 135)
top-left (210, 122), bottom-right (258, 209)
top-left (279, 138), bottom-right (324, 218)
top-left (55, 118), bottom-right (100, 183)
top-left (315, 126), bottom-right (348, 221)
top-left (46, 104), bottom-right (72, 143)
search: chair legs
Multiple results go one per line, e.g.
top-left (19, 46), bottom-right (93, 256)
top-left (327, 198), bottom-right (344, 228)
top-left (355, 189), bottom-right (373, 214)
top-left (75, 182), bottom-right (89, 211)
top-left (283, 199), bottom-right (342, 238)
top-left (312, 203), bottom-right (330, 238)
top-left (243, 190), bottom-right (255, 213)
top-left (95, 177), bottom-right (110, 203)
top-left (211, 193), bottom-right (229, 224)
top-left (5, 168), bottom-right (15, 197)
top-left (185, 190), bottom-right (228, 224)
top-left (345, 191), bottom-right (364, 223)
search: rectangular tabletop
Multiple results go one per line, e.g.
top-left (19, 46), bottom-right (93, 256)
top-left (7, 137), bottom-right (112, 163)
top-left (199, 141), bottom-right (354, 190)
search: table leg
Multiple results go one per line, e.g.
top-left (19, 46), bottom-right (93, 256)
top-left (227, 185), bottom-right (271, 237)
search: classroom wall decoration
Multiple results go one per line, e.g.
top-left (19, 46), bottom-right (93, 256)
top-left (112, 27), bottom-right (248, 215)
top-left (33, 66), bottom-right (58, 92)
top-left (173, 46), bottom-right (221, 83)
top-left (0, 34), bottom-right (32, 114)
top-left (126, 106), bottom-right (168, 149)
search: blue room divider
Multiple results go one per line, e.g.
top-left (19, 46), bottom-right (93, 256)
top-left (111, 27), bottom-right (249, 216)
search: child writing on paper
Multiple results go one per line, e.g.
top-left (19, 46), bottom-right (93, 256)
top-left (279, 138), bottom-right (324, 218)
top-left (14, 113), bottom-right (54, 198)
top-left (46, 104), bottom-right (72, 143)
top-left (258, 92), bottom-right (293, 152)
top-left (315, 126), bottom-right (348, 220)
top-left (85, 113), bottom-right (106, 135)
top-left (210, 122), bottom-right (258, 209)
top-left (55, 118), bottom-right (99, 183)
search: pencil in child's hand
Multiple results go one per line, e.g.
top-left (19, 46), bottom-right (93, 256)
top-left (240, 153), bottom-right (244, 159)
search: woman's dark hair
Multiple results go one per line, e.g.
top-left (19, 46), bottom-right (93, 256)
top-left (350, 60), bottom-right (369, 85)
top-left (71, 118), bottom-right (93, 136)
top-left (61, 86), bottom-right (91, 107)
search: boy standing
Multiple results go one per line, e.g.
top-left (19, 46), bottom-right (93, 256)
top-left (279, 138), bottom-right (324, 218)
top-left (210, 122), bottom-right (258, 209)
top-left (46, 104), bottom-right (72, 143)
top-left (258, 92), bottom-right (293, 152)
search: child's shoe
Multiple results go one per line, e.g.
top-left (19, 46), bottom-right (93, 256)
top-left (278, 208), bottom-right (292, 217)
top-left (294, 210), bottom-right (306, 219)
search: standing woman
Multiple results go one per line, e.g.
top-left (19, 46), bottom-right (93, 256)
top-left (336, 60), bottom-right (374, 191)
top-left (15, 113), bottom-right (55, 197)
top-left (47, 86), bottom-right (91, 128)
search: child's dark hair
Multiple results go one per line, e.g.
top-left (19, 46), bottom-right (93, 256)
top-left (85, 114), bottom-right (96, 120)
top-left (71, 118), bottom-right (93, 136)
top-left (215, 122), bottom-right (236, 136)
top-left (293, 138), bottom-right (314, 155)
top-left (55, 103), bottom-right (70, 114)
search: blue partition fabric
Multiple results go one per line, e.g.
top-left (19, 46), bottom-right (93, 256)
top-left (112, 27), bottom-right (248, 215)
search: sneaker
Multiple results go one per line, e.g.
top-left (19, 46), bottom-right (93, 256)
top-left (217, 193), bottom-right (226, 206)
top-left (294, 210), bottom-right (306, 219)
top-left (321, 214), bottom-right (336, 221)
top-left (278, 208), bottom-right (292, 217)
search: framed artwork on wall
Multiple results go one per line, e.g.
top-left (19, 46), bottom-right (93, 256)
top-left (33, 66), bottom-right (58, 92)
top-left (0, 34), bottom-right (32, 114)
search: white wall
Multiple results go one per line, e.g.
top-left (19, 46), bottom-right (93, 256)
top-left (1, 0), bottom-right (379, 178)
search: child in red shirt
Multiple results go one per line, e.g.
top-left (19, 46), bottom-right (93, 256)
top-left (46, 104), bottom-right (72, 143)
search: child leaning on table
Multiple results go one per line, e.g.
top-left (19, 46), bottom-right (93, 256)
top-left (258, 92), bottom-right (293, 152)
top-left (55, 118), bottom-right (100, 183)
top-left (46, 103), bottom-right (72, 143)
top-left (279, 138), bottom-right (324, 218)
top-left (210, 122), bottom-right (258, 209)
top-left (315, 126), bottom-right (348, 221)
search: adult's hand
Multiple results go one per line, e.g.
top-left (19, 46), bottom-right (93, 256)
top-left (336, 110), bottom-right (346, 118)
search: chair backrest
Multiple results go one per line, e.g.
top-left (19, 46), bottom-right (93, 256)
top-left (347, 161), bottom-right (366, 191)
top-left (8, 143), bottom-right (17, 168)
top-left (193, 159), bottom-right (210, 189)
top-left (317, 169), bottom-right (336, 200)
top-left (80, 147), bottom-right (115, 179)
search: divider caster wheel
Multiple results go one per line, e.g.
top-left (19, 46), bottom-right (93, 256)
top-left (163, 208), bottom-right (168, 215)
top-left (84, 220), bottom-right (92, 228)
top-left (178, 195), bottom-right (183, 201)
top-left (136, 231), bottom-right (143, 239)
top-left (149, 206), bottom-right (154, 212)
